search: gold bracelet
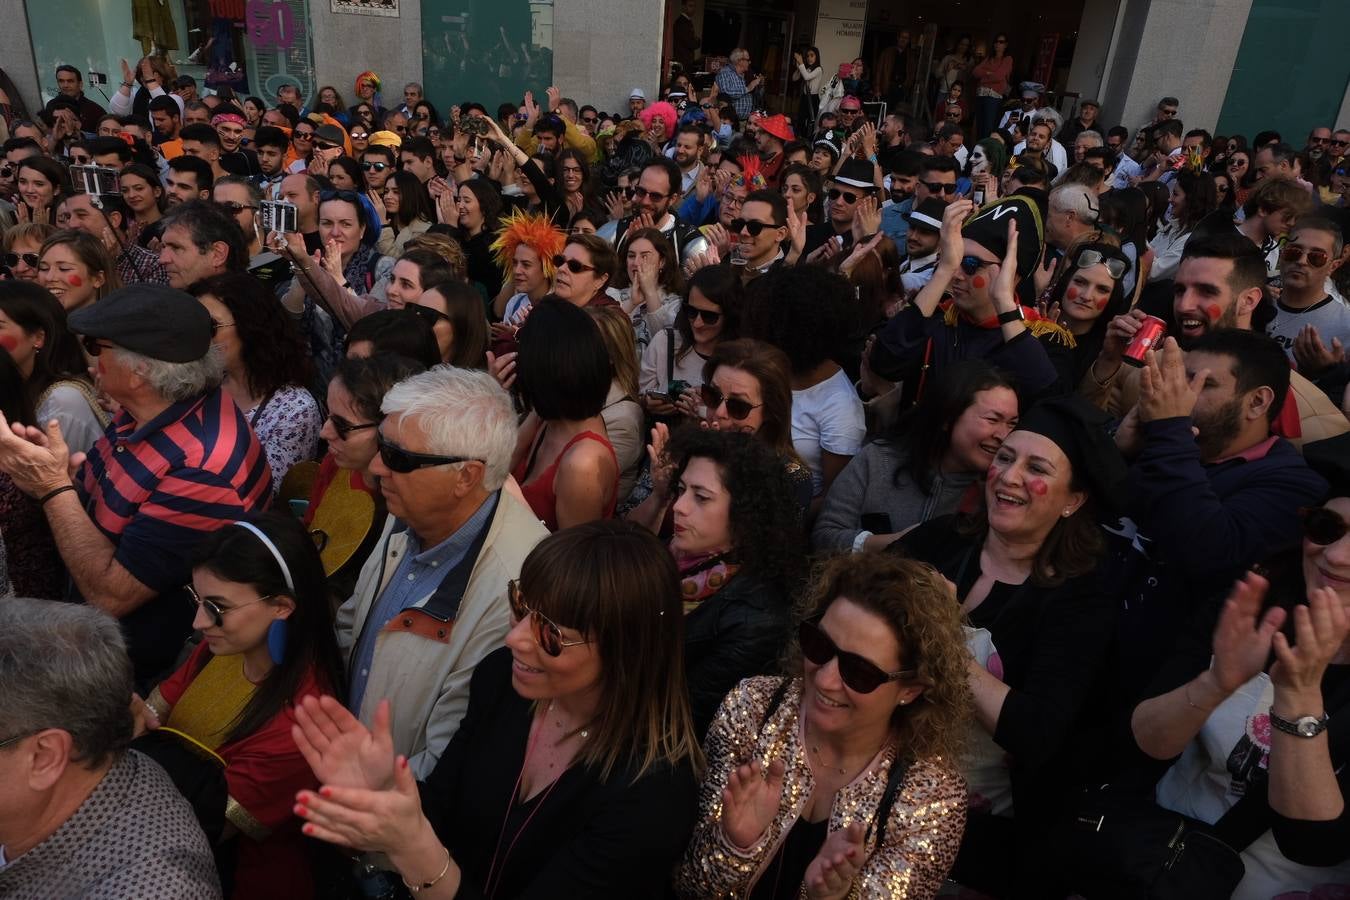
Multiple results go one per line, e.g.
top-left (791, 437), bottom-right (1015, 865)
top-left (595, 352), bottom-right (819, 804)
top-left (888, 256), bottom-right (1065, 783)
top-left (401, 846), bottom-right (451, 893)
top-left (1183, 681), bottom-right (1210, 712)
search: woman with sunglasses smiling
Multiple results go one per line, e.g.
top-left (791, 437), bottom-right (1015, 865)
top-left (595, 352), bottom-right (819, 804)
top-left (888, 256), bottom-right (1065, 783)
top-left (892, 395), bottom-right (1127, 895)
top-left (1, 222), bottom-right (54, 282)
top-left (1128, 437), bottom-right (1350, 900)
top-left (640, 265), bottom-right (741, 419)
top-left (675, 551), bottom-right (969, 899)
top-left (191, 273), bottom-right (321, 495)
top-left (1041, 242), bottom-right (1132, 387)
top-left (290, 521), bottom-right (701, 898)
top-left (136, 513), bottom-right (344, 898)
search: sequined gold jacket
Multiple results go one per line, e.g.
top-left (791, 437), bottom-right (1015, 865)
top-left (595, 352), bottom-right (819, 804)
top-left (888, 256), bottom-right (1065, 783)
top-left (674, 676), bottom-right (967, 899)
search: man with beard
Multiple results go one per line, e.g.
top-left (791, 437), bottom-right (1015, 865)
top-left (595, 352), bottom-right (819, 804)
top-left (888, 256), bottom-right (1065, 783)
top-left (668, 124), bottom-right (705, 196)
top-left (1103, 328), bottom-right (1327, 692)
top-left (895, 196), bottom-right (943, 297)
top-left (1083, 233), bottom-right (1348, 445)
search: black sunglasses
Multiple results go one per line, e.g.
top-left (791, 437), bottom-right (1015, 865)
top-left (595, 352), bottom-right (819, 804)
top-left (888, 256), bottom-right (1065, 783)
top-left (80, 335), bottom-right (115, 356)
top-left (508, 580), bottom-right (590, 657)
top-left (408, 302), bottom-right (452, 325)
top-left (328, 413), bottom-right (379, 440)
top-left (632, 185), bottom-right (669, 202)
top-left (552, 254), bottom-right (597, 274)
top-left (293, 130), bottom-right (315, 140)
top-left (700, 383), bottom-right (760, 420)
top-left (377, 434), bottom-right (482, 473)
top-left (921, 181), bottom-right (959, 195)
top-left (3, 252), bottom-right (39, 268)
top-left (959, 255), bottom-right (995, 276)
top-left (683, 304), bottom-right (721, 325)
top-left (798, 619), bottom-right (916, 694)
top-left (218, 201), bottom-right (257, 214)
top-left (730, 218), bottom-right (775, 237)
top-left (827, 188), bottom-right (861, 204)
top-left (1303, 507), bottom-right (1348, 545)
top-left (361, 161), bottom-right (390, 172)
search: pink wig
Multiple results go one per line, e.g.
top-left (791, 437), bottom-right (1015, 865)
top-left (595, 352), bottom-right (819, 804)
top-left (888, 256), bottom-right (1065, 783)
top-left (639, 101), bottom-right (679, 135)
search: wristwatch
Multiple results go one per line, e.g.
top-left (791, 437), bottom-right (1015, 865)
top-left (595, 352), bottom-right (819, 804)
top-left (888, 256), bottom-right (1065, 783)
top-left (1268, 707), bottom-right (1330, 738)
top-left (996, 306), bottom-right (1025, 325)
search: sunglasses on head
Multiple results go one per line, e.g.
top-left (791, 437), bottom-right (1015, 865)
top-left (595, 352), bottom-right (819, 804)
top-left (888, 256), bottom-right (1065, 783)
top-left (3, 252), bottom-right (39, 268)
top-left (1281, 244), bottom-right (1331, 268)
top-left (319, 189), bottom-right (362, 205)
top-left (187, 584), bottom-right (273, 629)
top-left (729, 218), bottom-right (775, 236)
top-left (700, 383), bottom-right (760, 420)
top-left (508, 580), bottom-right (590, 656)
top-left (683, 304), bottom-right (721, 325)
top-left (552, 254), bottom-right (597, 274)
top-left (362, 161), bottom-right (389, 172)
top-left (921, 181), bottom-right (959, 195)
top-left (1303, 506), bottom-right (1348, 545)
top-left (1075, 248), bottom-right (1128, 280)
top-left (328, 413), bottom-right (379, 439)
top-left (377, 434), bottom-right (481, 473)
top-left (959, 255), bottom-right (995, 276)
top-left (799, 619), bottom-right (916, 694)
top-left (827, 187), bottom-right (860, 204)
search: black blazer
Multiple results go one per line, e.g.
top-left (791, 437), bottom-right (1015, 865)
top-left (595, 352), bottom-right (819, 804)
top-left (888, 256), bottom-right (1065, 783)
top-left (419, 648), bottom-right (698, 900)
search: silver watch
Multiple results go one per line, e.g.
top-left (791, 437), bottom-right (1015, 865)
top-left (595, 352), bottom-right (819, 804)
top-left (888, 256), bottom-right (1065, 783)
top-left (1268, 707), bottom-right (1330, 738)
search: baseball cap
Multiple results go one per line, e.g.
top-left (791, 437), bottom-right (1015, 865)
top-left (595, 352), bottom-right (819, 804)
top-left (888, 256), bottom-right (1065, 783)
top-left (68, 285), bottom-right (213, 363)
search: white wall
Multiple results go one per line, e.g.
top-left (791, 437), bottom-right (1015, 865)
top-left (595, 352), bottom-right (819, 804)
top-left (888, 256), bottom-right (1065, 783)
top-left (552, 0), bottom-right (664, 114)
top-left (306, 0), bottom-right (424, 106)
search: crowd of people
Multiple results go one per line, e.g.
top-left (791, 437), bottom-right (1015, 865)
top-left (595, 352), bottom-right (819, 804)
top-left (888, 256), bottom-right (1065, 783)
top-left (0, 41), bottom-right (1348, 900)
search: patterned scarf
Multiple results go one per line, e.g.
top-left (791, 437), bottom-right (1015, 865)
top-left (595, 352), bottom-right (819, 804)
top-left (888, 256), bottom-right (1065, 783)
top-left (672, 547), bottom-right (740, 614)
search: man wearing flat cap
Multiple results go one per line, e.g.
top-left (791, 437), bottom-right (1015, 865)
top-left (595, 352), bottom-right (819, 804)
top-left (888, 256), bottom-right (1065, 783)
top-left (0, 285), bottom-right (272, 686)
top-left (868, 194), bottom-right (1071, 409)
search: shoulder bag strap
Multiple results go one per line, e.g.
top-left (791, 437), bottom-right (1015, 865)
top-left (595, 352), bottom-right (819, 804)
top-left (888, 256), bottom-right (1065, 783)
top-left (867, 752), bottom-right (909, 848)
top-left (666, 325), bottom-right (676, 387)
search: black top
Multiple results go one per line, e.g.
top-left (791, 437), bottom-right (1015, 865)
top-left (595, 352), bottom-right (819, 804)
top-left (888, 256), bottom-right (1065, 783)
top-left (419, 648), bottom-right (698, 900)
top-left (748, 815), bottom-right (829, 900)
top-left (459, 230), bottom-right (504, 302)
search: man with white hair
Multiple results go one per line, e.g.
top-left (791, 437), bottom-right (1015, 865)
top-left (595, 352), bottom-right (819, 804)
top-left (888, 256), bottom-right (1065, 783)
top-left (1046, 183), bottom-right (1101, 253)
top-left (0, 285), bottom-right (271, 685)
top-left (0, 599), bottom-right (220, 897)
top-left (337, 366), bottom-right (549, 777)
top-left (1073, 129), bottom-right (1104, 165)
top-left (716, 48), bottom-right (763, 120)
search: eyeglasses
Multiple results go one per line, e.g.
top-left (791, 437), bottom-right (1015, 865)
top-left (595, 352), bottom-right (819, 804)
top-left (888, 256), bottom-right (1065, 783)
top-left (798, 619), bottom-right (915, 694)
top-left (632, 185), bottom-right (669, 202)
top-left (0, 730), bottom-right (37, 751)
top-left (361, 161), bottom-right (389, 172)
top-left (1281, 244), bottom-right (1331, 268)
top-left (218, 201), bottom-right (257, 214)
top-left (700, 383), bottom-right (760, 420)
top-left (1074, 248), bottom-right (1128, 280)
top-left (3, 252), bottom-right (39, 268)
top-left (1302, 506), bottom-right (1348, 545)
top-left (683, 304), bottom-right (721, 325)
top-left (210, 320), bottom-right (236, 337)
top-left (959, 255), bottom-right (995, 276)
top-left (187, 584), bottom-right (273, 628)
top-left (582, 116), bottom-right (599, 124)
top-left (80, 335), bottom-right (115, 356)
top-left (827, 188), bottom-right (861, 204)
top-left (377, 434), bottom-right (482, 473)
top-left (730, 218), bottom-right (775, 236)
top-left (1309, 136), bottom-right (1330, 145)
top-left (408, 302), bottom-right (452, 325)
top-left (328, 413), bottom-right (379, 439)
top-left (1330, 139), bottom-right (1348, 148)
top-left (552, 254), bottom-right (597, 274)
top-left (508, 580), bottom-right (590, 657)
top-left (560, 165), bottom-right (584, 177)
top-left (921, 181), bottom-right (959, 195)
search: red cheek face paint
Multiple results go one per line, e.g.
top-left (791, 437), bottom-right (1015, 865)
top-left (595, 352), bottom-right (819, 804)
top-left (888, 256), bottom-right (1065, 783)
top-left (0, 334), bottom-right (17, 352)
top-left (1065, 286), bottom-right (1080, 301)
top-left (67, 274), bottom-right (83, 287)
top-left (1028, 478), bottom-right (1049, 496)
top-left (971, 275), bottom-right (987, 290)
top-left (986, 463), bottom-right (1000, 481)
top-left (1204, 303), bottom-right (1222, 322)
top-left (1097, 295), bottom-right (1111, 310)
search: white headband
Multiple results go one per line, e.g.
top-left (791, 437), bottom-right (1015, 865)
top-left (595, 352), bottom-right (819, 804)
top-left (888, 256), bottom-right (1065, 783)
top-left (232, 521), bottom-right (295, 592)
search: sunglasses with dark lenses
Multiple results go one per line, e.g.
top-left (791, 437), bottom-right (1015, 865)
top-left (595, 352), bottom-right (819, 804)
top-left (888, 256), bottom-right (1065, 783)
top-left (798, 619), bottom-right (915, 694)
top-left (0, 165), bottom-right (12, 178)
top-left (3, 252), bottom-right (39, 268)
top-left (319, 189), bottom-right (362, 204)
top-left (1281, 245), bottom-right (1331, 268)
top-left (408, 303), bottom-right (452, 325)
top-left (632, 185), bottom-right (669, 202)
top-left (187, 584), bottom-right (272, 628)
top-left (328, 413), bottom-right (379, 439)
top-left (827, 188), bottom-right (860, 204)
top-left (921, 181), bottom-right (959, 195)
top-left (315, 141), bottom-right (340, 152)
top-left (508, 580), bottom-right (589, 656)
top-left (218, 201), bottom-right (257, 214)
top-left (683, 304), bottom-right (721, 325)
top-left (377, 435), bottom-right (482, 473)
top-left (81, 335), bottom-right (115, 356)
top-left (552, 254), bottom-right (597, 274)
top-left (700, 384), bottom-right (761, 420)
top-left (1075, 248), bottom-right (1129, 280)
top-left (1302, 506), bottom-right (1348, 545)
top-left (361, 161), bottom-right (389, 172)
top-left (729, 218), bottom-right (775, 236)
top-left (350, 132), bottom-right (369, 140)
top-left (959, 255), bottom-right (995, 276)
top-left (294, 130), bottom-right (315, 141)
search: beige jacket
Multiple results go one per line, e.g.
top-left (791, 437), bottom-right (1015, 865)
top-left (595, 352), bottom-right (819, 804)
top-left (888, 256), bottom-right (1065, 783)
top-left (335, 492), bottom-right (548, 778)
top-left (1079, 362), bottom-right (1349, 450)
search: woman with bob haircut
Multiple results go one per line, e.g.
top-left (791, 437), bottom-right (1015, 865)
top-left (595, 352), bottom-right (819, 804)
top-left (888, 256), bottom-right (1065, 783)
top-left (511, 299), bottom-right (620, 529)
top-left (675, 551), bottom-right (970, 898)
top-left (291, 520), bottom-right (703, 898)
top-left (411, 280), bottom-right (490, 369)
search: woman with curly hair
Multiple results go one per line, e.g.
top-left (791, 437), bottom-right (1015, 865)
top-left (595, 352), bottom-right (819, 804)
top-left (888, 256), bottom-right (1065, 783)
top-left (674, 551), bottom-right (971, 898)
top-left (193, 272), bottom-right (322, 494)
top-left (892, 395), bottom-right (1127, 895)
top-left (661, 428), bottom-right (807, 735)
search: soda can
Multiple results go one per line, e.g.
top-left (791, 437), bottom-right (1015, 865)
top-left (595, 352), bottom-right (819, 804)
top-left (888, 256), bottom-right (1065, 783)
top-left (1122, 315), bottom-right (1167, 367)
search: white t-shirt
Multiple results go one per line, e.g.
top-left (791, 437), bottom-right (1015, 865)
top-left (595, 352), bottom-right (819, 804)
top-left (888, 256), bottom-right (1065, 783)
top-left (791, 368), bottom-right (865, 496)
top-left (639, 328), bottom-right (707, 395)
top-left (1267, 295), bottom-right (1350, 361)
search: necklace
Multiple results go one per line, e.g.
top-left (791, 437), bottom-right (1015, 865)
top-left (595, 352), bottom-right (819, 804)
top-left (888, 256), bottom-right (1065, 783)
top-left (546, 700), bottom-right (590, 743)
top-left (809, 742), bottom-right (849, 776)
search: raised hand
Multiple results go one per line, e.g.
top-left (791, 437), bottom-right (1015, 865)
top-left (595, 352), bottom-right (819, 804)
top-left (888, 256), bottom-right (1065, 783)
top-left (119, 58), bottom-right (134, 85)
top-left (721, 758), bottom-right (786, 849)
top-left (1293, 325), bottom-right (1345, 376)
top-left (1210, 573), bottom-right (1286, 695)
top-left (804, 821), bottom-right (865, 900)
top-left (786, 201), bottom-right (807, 260)
top-left (321, 239), bottom-right (345, 281)
top-left (486, 350), bottom-right (518, 391)
top-left (367, 189), bottom-right (387, 226)
top-left (295, 749), bottom-right (428, 853)
top-left (1099, 309), bottom-right (1147, 364)
top-left (989, 219), bottom-right (1020, 315)
top-left (1270, 585), bottom-right (1350, 697)
top-left (1139, 337), bottom-right (1207, 423)
top-left (937, 198), bottom-right (973, 268)
top-left (851, 194), bottom-right (881, 243)
top-left (0, 413), bottom-right (77, 497)
top-left (292, 695), bottom-right (397, 791)
top-left (646, 422), bottom-right (675, 499)
top-left (703, 223), bottom-right (730, 255)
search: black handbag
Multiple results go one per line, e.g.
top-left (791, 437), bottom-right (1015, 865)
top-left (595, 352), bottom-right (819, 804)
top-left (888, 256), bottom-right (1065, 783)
top-left (1065, 783), bottom-right (1245, 900)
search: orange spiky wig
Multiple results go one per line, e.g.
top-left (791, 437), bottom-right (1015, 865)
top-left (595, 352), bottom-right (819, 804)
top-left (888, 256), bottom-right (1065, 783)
top-left (490, 210), bottom-right (567, 279)
top-left (731, 155), bottom-right (767, 191)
